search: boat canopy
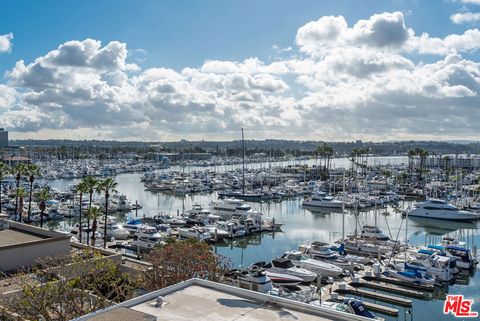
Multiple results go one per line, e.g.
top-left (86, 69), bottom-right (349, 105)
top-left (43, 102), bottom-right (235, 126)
top-left (418, 249), bottom-right (435, 255)
top-left (427, 244), bottom-right (444, 251)
top-left (446, 245), bottom-right (470, 252)
top-left (272, 258), bottom-right (294, 269)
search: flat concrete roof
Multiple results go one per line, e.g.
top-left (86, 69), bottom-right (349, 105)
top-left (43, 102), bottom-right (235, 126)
top-left (88, 307), bottom-right (155, 321)
top-left (0, 229), bottom-right (47, 246)
top-left (128, 285), bottom-right (332, 321)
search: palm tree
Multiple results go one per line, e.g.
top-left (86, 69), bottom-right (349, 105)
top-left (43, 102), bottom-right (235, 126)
top-left (15, 187), bottom-right (27, 222)
top-left (86, 207), bottom-right (102, 247)
top-left (82, 176), bottom-right (98, 245)
top-left (36, 187), bottom-right (50, 228)
top-left (13, 163), bottom-right (27, 220)
top-left (25, 164), bottom-right (41, 223)
top-left (74, 181), bottom-right (89, 243)
top-left (97, 178), bottom-right (118, 248)
top-left (0, 162), bottom-right (11, 214)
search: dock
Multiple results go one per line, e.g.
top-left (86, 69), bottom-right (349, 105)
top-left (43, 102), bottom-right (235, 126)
top-left (350, 280), bottom-right (427, 299)
top-left (334, 285), bottom-right (412, 307)
top-left (362, 274), bottom-right (436, 292)
top-left (328, 294), bottom-right (399, 317)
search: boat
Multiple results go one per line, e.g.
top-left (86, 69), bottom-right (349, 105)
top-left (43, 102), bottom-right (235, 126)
top-left (102, 223), bottom-right (130, 240)
top-left (383, 267), bottom-right (437, 286)
top-left (153, 214), bottom-right (186, 227)
top-left (359, 225), bottom-right (389, 241)
top-left (299, 242), bottom-right (369, 270)
top-left (123, 218), bottom-right (144, 234)
top-left (408, 199), bottom-right (480, 221)
top-left (131, 226), bottom-right (165, 250)
top-left (281, 251), bottom-right (344, 277)
top-left (397, 249), bottom-right (456, 282)
top-left (302, 192), bottom-right (344, 209)
top-left (444, 246), bottom-right (478, 270)
top-left (256, 258), bottom-right (317, 283)
top-left (224, 266), bottom-right (273, 293)
top-left (210, 198), bottom-right (251, 218)
top-left (177, 226), bottom-right (211, 241)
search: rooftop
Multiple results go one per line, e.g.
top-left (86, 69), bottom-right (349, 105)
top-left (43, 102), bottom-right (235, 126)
top-left (0, 228), bottom-right (46, 247)
top-left (79, 279), bottom-right (369, 321)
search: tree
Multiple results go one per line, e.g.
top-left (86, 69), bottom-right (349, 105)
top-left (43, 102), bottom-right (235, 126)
top-left (0, 250), bottom-right (137, 321)
top-left (14, 187), bottom-right (27, 222)
top-left (13, 163), bottom-right (27, 221)
top-left (143, 239), bottom-right (230, 290)
top-left (82, 176), bottom-right (98, 245)
top-left (25, 164), bottom-right (41, 223)
top-left (97, 178), bottom-right (118, 249)
top-left (36, 187), bottom-right (50, 228)
top-left (74, 182), bottom-right (89, 243)
top-left (0, 162), bottom-right (11, 214)
top-left (86, 207), bottom-right (102, 247)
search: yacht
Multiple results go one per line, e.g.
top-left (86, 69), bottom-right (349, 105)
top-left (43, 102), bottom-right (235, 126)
top-left (102, 223), bottom-right (130, 240)
top-left (302, 192), bottom-right (344, 209)
top-left (177, 226), bottom-right (211, 241)
top-left (153, 214), bottom-right (186, 227)
top-left (210, 198), bottom-right (251, 218)
top-left (282, 251), bottom-right (344, 277)
top-left (395, 249), bottom-right (456, 282)
top-left (359, 225), bottom-right (389, 241)
top-left (131, 226), bottom-right (165, 250)
top-left (255, 258), bottom-right (317, 283)
top-left (408, 199), bottom-right (480, 221)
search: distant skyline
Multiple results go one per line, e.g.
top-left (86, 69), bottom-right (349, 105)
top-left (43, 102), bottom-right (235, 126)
top-left (1, 0), bottom-right (480, 141)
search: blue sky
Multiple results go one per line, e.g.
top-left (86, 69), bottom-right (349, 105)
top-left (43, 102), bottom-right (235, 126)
top-left (1, 0), bottom-right (480, 141)
top-left (0, 0), bottom-right (470, 72)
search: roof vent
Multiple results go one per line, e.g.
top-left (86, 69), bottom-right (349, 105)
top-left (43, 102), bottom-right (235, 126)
top-left (155, 296), bottom-right (164, 308)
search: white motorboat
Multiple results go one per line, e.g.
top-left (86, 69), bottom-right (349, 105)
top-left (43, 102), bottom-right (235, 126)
top-left (359, 225), bottom-right (389, 241)
top-left (153, 214), bottom-right (186, 227)
top-left (131, 225), bottom-right (165, 250)
top-left (210, 198), bottom-right (251, 218)
top-left (177, 226), bottom-right (211, 241)
top-left (282, 251), bottom-right (344, 277)
top-left (259, 258), bottom-right (317, 283)
top-left (383, 268), bottom-right (437, 286)
top-left (408, 199), bottom-right (480, 221)
top-left (396, 249), bottom-right (456, 282)
top-left (102, 223), bottom-right (130, 240)
top-left (302, 192), bottom-right (343, 209)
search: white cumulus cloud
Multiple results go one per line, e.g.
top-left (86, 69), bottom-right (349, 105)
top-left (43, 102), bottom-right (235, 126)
top-left (0, 33), bottom-right (13, 53)
top-left (1, 12), bottom-right (480, 141)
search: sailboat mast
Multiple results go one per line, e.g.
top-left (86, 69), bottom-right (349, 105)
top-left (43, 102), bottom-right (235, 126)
top-left (242, 128), bottom-right (246, 196)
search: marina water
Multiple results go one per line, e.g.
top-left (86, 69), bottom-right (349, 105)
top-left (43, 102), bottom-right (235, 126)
top-left (42, 157), bottom-right (480, 321)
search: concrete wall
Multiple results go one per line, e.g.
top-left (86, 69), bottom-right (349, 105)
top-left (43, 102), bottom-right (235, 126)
top-left (0, 220), bottom-right (70, 273)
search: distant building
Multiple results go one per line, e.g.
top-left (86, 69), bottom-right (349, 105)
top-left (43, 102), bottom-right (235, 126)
top-left (152, 152), bottom-right (212, 162)
top-left (0, 129), bottom-right (7, 148)
top-left (2, 155), bottom-right (31, 166)
top-left (424, 155), bottom-right (480, 169)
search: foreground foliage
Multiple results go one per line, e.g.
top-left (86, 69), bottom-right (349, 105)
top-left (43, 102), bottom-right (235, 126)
top-left (143, 238), bottom-right (230, 290)
top-left (0, 250), bottom-right (138, 321)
